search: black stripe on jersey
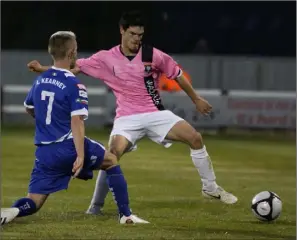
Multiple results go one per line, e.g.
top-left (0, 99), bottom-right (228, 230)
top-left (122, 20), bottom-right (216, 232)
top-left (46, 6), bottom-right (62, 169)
top-left (142, 45), bottom-right (165, 111)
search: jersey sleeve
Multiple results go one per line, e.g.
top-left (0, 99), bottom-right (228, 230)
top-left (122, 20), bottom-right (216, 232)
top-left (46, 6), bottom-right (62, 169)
top-left (76, 51), bottom-right (108, 81)
top-left (153, 48), bottom-right (182, 79)
top-left (24, 83), bottom-right (35, 109)
top-left (68, 80), bottom-right (89, 120)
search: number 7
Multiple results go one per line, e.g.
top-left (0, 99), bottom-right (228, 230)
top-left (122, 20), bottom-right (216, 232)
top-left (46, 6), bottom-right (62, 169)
top-left (41, 90), bottom-right (55, 125)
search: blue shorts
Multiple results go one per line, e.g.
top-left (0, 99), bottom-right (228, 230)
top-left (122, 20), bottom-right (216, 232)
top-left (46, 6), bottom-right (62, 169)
top-left (28, 137), bottom-right (105, 195)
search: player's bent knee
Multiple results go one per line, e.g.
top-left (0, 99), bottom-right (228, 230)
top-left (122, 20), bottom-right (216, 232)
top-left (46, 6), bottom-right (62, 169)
top-left (189, 132), bottom-right (203, 149)
top-left (108, 135), bottom-right (131, 160)
top-left (109, 146), bottom-right (125, 161)
top-left (100, 151), bottom-right (118, 170)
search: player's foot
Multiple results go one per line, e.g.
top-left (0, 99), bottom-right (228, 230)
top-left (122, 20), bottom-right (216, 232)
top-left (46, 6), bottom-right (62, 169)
top-left (1, 208), bottom-right (20, 225)
top-left (119, 214), bottom-right (150, 224)
top-left (85, 205), bottom-right (104, 215)
top-left (202, 186), bottom-right (238, 204)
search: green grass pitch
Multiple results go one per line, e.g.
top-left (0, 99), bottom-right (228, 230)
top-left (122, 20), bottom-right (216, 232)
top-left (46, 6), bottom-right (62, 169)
top-left (1, 127), bottom-right (296, 239)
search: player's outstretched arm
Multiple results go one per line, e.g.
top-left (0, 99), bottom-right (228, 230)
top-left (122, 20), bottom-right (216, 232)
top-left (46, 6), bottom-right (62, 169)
top-left (27, 60), bottom-right (81, 75)
top-left (175, 74), bottom-right (200, 104)
top-left (27, 60), bottom-right (50, 73)
top-left (71, 115), bottom-right (85, 177)
top-left (175, 74), bottom-right (212, 115)
top-left (155, 47), bottom-right (213, 115)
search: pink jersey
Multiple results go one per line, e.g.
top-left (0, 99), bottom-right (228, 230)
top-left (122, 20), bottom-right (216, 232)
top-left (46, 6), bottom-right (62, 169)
top-left (76, 45), bottom-right (181, 119)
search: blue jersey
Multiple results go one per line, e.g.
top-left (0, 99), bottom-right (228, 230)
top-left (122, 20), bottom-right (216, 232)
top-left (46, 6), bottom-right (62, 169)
top-left (24, 66), bottom-right (89, 145)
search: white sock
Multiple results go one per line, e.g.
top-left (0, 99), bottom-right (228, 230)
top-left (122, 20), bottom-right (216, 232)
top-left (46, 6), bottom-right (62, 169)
top-left (190, 145), bottom-right (218, 192)
top-left (89, 170), bottom-right (109, 208)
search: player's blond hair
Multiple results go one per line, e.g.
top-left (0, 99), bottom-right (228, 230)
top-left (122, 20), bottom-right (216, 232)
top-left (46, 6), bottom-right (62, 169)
top-left (48, 31), bottom-right (76, 60)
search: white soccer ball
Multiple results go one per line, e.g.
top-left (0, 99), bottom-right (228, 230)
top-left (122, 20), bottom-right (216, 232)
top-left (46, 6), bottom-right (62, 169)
top-left (251, 191), bottom-right (282, 222)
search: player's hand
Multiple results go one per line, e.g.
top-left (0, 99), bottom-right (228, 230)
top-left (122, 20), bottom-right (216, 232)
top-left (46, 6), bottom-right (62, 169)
top-left (27, 60), bottom-right (42, 72)
top-left (72, 156), bottom-right (84, 179)
top-left (194, 97), bottom-right (212, 115)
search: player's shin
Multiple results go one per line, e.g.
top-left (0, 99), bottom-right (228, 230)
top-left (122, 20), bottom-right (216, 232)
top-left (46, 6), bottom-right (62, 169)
top-left (190, 146), bottom-right (218, 192)
top-left (11, 198), bottom-right (37, 217)
top-left (105, 165), bottom-right (131, 217)
top-left (90, 170), bottom-right (109, 208)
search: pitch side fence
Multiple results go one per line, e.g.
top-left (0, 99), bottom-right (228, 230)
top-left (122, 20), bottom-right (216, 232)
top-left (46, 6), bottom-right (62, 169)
top-left (2, 85), bottom-right (295, 130)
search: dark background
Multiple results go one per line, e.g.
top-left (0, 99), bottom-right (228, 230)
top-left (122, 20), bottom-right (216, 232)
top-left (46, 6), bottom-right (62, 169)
top-left (2, 1), bottom-right (296, 56)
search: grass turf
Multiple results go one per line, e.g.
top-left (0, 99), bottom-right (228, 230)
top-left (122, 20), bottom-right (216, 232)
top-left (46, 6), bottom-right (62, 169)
top-left (1, 127), bottom-right (296, 239)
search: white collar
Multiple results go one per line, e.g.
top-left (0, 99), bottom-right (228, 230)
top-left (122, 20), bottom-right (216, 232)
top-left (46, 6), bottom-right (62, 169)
top-left (51, 66), bottom-right (74, 76)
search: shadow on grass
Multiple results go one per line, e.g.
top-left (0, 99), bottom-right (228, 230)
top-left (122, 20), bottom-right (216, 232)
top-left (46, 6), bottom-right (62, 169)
top-left (240, 219), bottom-right (296, 227)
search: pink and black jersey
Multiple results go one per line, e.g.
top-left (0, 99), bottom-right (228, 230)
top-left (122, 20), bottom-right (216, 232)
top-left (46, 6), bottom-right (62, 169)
top-left (76, 45), bottom-right (182, 119)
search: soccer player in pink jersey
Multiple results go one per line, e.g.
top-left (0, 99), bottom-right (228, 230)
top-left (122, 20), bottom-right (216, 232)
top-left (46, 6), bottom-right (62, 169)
top-left (28, 11), bottom-right (238, 216)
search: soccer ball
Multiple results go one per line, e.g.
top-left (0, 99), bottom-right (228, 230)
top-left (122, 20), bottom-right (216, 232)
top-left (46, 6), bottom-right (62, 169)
top-left (251, 191), bottom-right (282, 222)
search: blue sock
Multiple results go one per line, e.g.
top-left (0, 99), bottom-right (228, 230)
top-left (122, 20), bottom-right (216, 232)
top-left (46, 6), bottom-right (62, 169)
top-left (106, 165), bottom-right (131, 217)
top-left (11, 198), bottom-right (37, 217)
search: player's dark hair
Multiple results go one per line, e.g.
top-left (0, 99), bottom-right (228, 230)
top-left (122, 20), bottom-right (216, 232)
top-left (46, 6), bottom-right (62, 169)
top-left (48, 31), bottom-right (76, 60)
top-left (119, 10), bottom-right (145, 30)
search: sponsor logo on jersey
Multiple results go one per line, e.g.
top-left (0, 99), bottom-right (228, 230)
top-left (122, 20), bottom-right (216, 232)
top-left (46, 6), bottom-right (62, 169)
top-left (143, 63), bottom-right (153, 77)
top-left (79, 90), bottom-right (88, 98)
top-left (76, 98), bottom-right (88, 104)
top-left (77, 84), bottom-right (86, 90)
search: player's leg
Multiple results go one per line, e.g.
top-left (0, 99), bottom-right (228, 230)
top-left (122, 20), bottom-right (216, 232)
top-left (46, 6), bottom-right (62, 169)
top-left (165, 120), bottom-right (217, 187)
top-left (10, 193), bottom-right (49, 218)
top-left (165, 120), bottom-right (238, 204)
top-left (147, 110), bottom-right (237, 204)
top-left (2, 190), bottom-right (49, 225)
top-left (81, 137), bottom-right (148, 223)
top-left (86, 135), bottom-right (132, 215)
top-left (86, 115), bottom-right (145, 215)
top-left (100, 151), bottom-right (148, 224)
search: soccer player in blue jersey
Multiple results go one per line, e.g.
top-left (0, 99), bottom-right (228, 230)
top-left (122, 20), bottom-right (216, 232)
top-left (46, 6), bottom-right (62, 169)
top-left (1, 31), bottom-right (148, 225)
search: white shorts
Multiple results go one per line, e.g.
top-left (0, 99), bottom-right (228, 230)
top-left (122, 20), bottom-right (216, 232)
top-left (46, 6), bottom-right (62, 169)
top-left (110, 110), bottom-right (184, 151)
